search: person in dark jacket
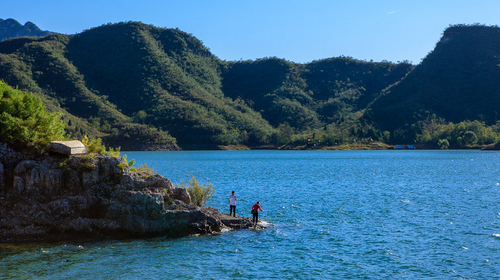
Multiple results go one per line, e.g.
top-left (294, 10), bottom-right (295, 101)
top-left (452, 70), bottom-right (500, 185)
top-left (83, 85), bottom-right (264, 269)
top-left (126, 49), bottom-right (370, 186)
top-left (251, 201), bottom-right (263, 226)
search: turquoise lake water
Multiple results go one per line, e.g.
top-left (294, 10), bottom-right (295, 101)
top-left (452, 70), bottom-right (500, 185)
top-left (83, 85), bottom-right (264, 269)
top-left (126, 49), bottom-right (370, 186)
top-left (2, 150), bottom-right (500, 279)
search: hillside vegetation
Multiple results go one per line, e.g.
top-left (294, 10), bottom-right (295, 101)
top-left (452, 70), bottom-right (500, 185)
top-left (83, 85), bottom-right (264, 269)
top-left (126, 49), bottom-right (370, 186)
top-left (364, 24), bottom-right (500, 145)
top-left (1, 21), bottom-right (500, 149)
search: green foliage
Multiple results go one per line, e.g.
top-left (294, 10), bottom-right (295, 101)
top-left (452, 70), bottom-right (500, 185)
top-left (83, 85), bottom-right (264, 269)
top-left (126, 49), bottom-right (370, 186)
top-left (104, 123), bottom-right (177, 149)
top-left (2, 22), bottom-right (500, 149)
top-left (133, 110), bottom-right (148, 123)
top-left (117, 162), bottom-right (127, 172)
top-left (0, 81), bottom-right (66, 151)
top-left (366, 25), bottom-right (500, 132)
top-left (0, 22), bottom-right (412, 148)
top-left (81, 136), bottom-right (153, 177)
top-left (178, 174), bottom-right (214, 206)
top-left (117, 154), bottom-right (135, 172)
top-left (417, 119), bottom-right (499, 148)
top-left (462, 131), bottom-right (478, 145)
top-left (437, 139), bottom-right (450, 149)
top-left (81, 135), bottom-right (106, 154)
top-left (222, 56), bottom-right (412, 132)
top-left (105, 146), bottom-right (121, 158)
top-left (117, 153), bottom-right (156, 178)
top-left (304, 57), bottom-right (413, 108)
top-left (270, 124), bottom-right (294, 146)
top-left (130, 163), bottom-right (156, 177)
top-left (61, 22), bottom-right (274, 146)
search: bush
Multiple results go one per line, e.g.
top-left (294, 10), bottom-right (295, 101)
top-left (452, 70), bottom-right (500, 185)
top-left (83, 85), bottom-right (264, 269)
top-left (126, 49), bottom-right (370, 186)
top-left (81, 135), bottom-right (106, 154)
top-left (130, 163), bottom-right (156, 177)
top-left (178, 174), bottom-right (214, 206)
top-left (105, 146), bottom-right (121, 158)
top-left (117, 154), bottom-right (135, 172)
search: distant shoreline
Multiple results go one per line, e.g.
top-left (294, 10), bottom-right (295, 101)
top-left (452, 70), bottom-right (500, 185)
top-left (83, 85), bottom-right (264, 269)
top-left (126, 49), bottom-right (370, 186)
top-left (122, 142), bottom-right (498, 151)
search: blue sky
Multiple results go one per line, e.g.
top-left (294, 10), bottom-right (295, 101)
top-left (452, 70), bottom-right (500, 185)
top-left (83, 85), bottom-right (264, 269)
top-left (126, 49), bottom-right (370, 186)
top-left (3, 0), bottom-right (500, 64)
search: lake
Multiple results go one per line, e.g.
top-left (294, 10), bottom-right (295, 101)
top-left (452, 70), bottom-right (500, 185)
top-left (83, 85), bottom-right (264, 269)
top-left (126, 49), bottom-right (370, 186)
top-left (1, 150), bottom-right (500, 279)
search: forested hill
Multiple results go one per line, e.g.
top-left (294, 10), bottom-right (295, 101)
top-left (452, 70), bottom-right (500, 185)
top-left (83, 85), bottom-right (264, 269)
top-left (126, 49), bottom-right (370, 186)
top-left (1, 21), bottom-right (500, 149)
top-left (221, 57), bottom-right (412, 129)
top-left (0, 18), bottom-right (52, 41)
top-left (364, 25), bottom-right (500, 133)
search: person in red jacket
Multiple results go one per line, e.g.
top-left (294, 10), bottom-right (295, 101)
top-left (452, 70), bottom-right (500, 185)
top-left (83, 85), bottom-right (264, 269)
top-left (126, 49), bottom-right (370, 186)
top-left (251, 201), bottom-right (263, 226)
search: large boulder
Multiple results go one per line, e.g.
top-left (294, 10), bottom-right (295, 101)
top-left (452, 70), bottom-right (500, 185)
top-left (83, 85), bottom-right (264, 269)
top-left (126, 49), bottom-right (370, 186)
top-left (172, 187), bottom-right (191, 204)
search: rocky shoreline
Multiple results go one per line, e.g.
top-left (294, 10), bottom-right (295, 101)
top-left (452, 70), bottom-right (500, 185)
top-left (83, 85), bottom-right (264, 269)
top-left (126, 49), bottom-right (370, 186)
top-left (0, 143), bottom-right (260, 243)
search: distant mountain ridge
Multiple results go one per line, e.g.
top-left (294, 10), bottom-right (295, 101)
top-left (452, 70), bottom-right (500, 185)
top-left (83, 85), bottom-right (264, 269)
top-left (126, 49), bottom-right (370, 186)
top-left (0, 18), bottom-right (52, 41)
top-left (0, 20), bottom-right (500, 148)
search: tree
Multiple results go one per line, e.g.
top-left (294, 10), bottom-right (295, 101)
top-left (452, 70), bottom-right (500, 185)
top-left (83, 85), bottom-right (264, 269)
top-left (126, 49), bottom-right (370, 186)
top-left (0, 82), bottom-right (66, 151)
top-left (133, 110), bottom-right (148, 123)
top-left (270, 123), bottom-right (294, 145)
top-left (462, 131), bottom-right (478, 145)
top-left (437, 139), bottom-right (449, 149)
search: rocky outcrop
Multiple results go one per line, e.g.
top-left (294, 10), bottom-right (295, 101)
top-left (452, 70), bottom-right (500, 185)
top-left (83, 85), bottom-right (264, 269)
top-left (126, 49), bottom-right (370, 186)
top-left (0, 143), bottom-right (256, 243)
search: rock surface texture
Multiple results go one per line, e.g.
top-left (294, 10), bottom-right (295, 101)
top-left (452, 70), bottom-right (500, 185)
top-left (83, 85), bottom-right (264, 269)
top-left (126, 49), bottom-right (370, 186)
top-left (0, 143), bottom-right (256, 242)
top-left (47, 140), bottom-right (87, 155)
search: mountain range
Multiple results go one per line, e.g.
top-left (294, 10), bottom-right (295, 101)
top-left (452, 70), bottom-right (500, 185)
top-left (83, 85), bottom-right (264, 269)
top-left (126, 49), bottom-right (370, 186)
top-left (1, 19), bottom-right (499, 149)
top-left (0, 19), bottom-right (51, 41)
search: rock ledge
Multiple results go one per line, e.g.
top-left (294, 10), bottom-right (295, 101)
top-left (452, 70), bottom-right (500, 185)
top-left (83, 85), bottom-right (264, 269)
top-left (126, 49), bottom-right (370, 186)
top-left (0, 143), bottom-right (260, 243)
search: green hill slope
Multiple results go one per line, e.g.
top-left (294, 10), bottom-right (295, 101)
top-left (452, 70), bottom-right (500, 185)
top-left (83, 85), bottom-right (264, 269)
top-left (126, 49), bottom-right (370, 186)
top-left (222, 57), bottom-right (413, 129)
top-left (365, 25), bottom-right (500, 133)
top-left (65, 22), bottom-right (274, 145)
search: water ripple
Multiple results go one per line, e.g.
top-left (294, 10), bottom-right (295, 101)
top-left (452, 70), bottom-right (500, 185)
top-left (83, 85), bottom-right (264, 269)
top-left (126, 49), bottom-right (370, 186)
top-left (2, 150), bottom-right (500, 279)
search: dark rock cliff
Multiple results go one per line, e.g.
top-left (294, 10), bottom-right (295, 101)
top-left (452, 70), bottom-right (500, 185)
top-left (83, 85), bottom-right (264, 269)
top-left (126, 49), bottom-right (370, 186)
top-left (0, 143), bottom-right (254, 242)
